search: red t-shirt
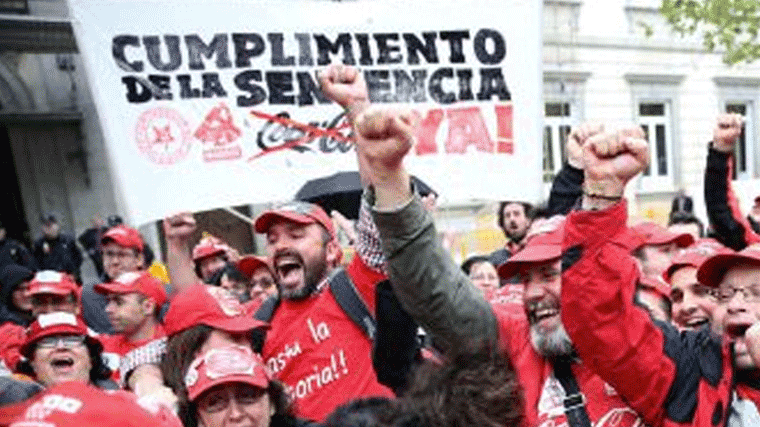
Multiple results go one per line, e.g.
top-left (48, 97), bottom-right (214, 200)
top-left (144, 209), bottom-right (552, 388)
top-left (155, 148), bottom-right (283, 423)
top-left (100, 324), bottom-right (166, 385)
top-left (0, 322), bottom-right (25, 371)
top-left (262, 256), bottom-right (394, 422)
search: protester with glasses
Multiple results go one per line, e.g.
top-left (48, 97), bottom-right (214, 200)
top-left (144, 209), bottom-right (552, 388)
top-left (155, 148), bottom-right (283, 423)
top-left (16, 312), bottom-right (114, 389)
top-left (185, 344), bottom-right (315, 427)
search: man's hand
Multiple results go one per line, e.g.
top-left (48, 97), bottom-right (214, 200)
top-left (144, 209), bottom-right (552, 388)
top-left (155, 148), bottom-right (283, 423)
top-left (567, 122), bottom-right (604, 169)
top-left (582, 127), bottom-right (648, 209)
top-left (163, 212), bottom-right (196, 242)
top-left (712, 113), bottom-right (743, 153)
top-left (354, 106), bottom-right (419, 209)
top-left (319, 64), bottom-right (370, 123)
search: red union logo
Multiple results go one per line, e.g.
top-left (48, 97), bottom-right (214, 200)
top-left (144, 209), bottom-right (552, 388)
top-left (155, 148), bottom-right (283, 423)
top-left (135, 107), bottom-right (192, 165)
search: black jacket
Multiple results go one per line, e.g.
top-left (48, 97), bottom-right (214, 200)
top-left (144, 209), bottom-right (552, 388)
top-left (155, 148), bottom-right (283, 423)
top-left (0, 238), bottom-right (35, 272)
top-left (32, 234), bottom-right (83, 282)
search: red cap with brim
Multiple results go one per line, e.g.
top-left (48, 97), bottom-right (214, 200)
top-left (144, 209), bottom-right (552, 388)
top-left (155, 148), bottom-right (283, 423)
top-left (638, 275), bottom-right (671, 301)
top-left (185, 345), bottom-right (271, 401)
top-left (101, 225), bottom-right (144, 252)
top-left (28, 271), bottom-right (79, 298)
top-left (663, 238), bottom-right (731, 284)
top-left (94, 271), bottom-right (168, 307)
top-left (254, 201), bottom-right (335, 238)
top-left (20, 312), bottom-right (100, 358)
top-left (630, 222), bottom-right (695, 251)
top-left (497, 222), bottom-right (563, 280)
top-left (236, 255), bottom-right (271, 280)
top-left (163, 284), bottom-right (269, 337)
top-left (4, 381), bottom-right (182, 427)
top-left (697, 245), bottom-right (760, 288)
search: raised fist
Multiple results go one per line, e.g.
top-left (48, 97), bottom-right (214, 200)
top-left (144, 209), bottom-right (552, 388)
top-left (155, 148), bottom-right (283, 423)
top-left (354, 106), bottom-right (419, 185)
top-left (163, 212), bottom-right (196, 242)
top-left (567, 122), bottom-right (604, 169)
top-left (712, 113), bottom-right (743, 153)
top-left (583, 127), bottom-right (649, 197)
top-left (319, 64), bottom-right (369, 122)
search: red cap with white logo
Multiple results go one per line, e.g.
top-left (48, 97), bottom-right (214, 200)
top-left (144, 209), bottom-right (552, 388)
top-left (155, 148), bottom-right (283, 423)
top-left (20, 312), bottom-right (99, 358)
top-left (28, 271), bottom-right (79, 299)
top-left (2, 381), bottom-right (182, 427)
top-left (184, 345), bottom-right (271, 401)
top-left (192, 234), bottom-right (229, 262)
top-left (163, 284), bottom-right (268, 337)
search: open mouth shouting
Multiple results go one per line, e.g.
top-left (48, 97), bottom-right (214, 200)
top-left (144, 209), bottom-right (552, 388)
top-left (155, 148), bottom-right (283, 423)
top-left (274, 251), bottom-right (305, 294)
top-left (526, 299), bottom-right (561, 331)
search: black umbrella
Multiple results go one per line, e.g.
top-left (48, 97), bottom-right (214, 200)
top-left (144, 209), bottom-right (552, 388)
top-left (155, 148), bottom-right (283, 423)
top-left (295, 171), bottom-right (435, 219)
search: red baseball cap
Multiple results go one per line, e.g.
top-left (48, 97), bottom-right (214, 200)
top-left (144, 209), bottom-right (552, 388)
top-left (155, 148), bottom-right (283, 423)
top-left (638, 275), bottom-right (672, 301)
top-left (236, 255), bottom-right (271, 280)
top-left (497, 217), bottom-right (564, 279)
top-left (3, 381), bottom-right (182, 427)
top-left (630, 222), bottom-right (695, 250)
top-left (163, 284), bottom-right (269, 337)
top-left (697, 244), bottom-right (760, 288)
top-left (663, 238), bottom-right (731, 284)
top-left (94, 271), bottom-right (167, 307)
top-left (184, 345), bottom-right (271, 401)
top-left (28, 271), bottom-right (79, 299)
top-left (102, 225), bottom-right (144, 252)
top-left (192, 235), bottom-right (229, 262)
top-left (254, 201), bottom-right (336, 239)
top-left (20, 312), bottom-right (100, 358)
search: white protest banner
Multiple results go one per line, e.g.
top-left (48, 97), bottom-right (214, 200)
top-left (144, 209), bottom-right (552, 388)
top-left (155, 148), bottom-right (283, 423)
top-left (68, 0), bottom-right (542, 224)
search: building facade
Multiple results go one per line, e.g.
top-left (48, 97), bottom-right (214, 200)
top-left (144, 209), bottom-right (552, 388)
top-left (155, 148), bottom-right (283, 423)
top-left (3, 0), bottom-right (760, 271)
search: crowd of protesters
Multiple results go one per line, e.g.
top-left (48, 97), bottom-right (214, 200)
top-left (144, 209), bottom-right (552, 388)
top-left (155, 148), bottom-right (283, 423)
top-left (3, 63), bottom-right (760, 427)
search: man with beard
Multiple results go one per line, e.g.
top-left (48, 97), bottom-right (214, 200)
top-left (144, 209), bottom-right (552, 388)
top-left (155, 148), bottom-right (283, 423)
top-left (559, 126), bottom-right (760, 426)
top-left (329, 64), bottom-right (645, 426)
top-left (250, 200), bottom-right (394, 422)
top-left (489, 201), bottom-right (534, 266)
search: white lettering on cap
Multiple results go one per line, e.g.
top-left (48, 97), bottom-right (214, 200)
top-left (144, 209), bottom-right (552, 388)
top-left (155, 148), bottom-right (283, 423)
top-left (35, 271), bottom-right (63, 283)
top-left (37, 312), bottom-right (78, 328)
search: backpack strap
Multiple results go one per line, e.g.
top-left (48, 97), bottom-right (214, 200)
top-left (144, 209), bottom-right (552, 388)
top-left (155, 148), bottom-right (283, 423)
top-left (553, 358), bottom-right (592, 427)
top-left (251, 296), bottom-right (280, 353)
top-left (328, 268), bottom-right (376, 340)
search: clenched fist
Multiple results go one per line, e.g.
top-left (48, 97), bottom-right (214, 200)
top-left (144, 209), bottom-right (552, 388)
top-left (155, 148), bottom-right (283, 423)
top-left (319, 64), bottom-right (370, 123)
top-left (163, 212), bottom-right (196, 242)
top-left (354, 106), bottom-right (419, 185)
top-left (712, 113), bottom-right (743, 153)
top-left (583, 127), bottom-right (649, 205)
top-left (567, 122), bottom-right (604, 170)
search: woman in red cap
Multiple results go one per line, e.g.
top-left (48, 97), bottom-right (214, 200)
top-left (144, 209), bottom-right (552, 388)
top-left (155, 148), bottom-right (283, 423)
top-left (184, 344), bottom-right (311, 427)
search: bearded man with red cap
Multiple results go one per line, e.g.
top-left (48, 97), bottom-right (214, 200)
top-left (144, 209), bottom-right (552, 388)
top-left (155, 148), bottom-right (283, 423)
top-left (325, 64), bottom-right (646, 427)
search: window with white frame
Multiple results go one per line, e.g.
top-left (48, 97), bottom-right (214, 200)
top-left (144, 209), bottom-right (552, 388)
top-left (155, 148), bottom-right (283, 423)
top-left (542, 73), bottom-right (586, 183)
top-left (638, 101), bottom-right (674, 187)
top-left (543, 101), bottom-right (574, 182)
top-left (626, 75), bottom-right (682, 192)
top-left (724, 102), bottom-right (755, 180)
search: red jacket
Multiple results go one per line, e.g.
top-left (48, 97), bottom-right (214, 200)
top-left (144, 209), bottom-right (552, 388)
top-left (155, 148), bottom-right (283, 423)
top-left (493, 306), bottom-right (644, 427)
top-left (561, 200), bottom-right (760, 427)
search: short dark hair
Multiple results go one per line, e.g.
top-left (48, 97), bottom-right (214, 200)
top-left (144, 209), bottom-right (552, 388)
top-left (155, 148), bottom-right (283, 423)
top-left (497, 201), bottom-right (534, 231)
top-left (668, 212), bottom-right (704, 238)
top-left (461, 256), bottom-right (495, 275)
top-left (162, 324), bottom-right (294, 427)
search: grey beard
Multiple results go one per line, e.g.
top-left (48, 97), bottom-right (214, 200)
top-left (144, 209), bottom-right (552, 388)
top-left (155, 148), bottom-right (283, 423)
top-left (530, 322), bottom-right (574, 358)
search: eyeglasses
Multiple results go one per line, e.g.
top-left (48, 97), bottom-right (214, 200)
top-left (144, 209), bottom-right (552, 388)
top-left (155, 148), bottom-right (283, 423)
top-left (103, 250), bottom-right (137, 259)
top-left (197, 384), bottom-right (265, 413)
top-left (36, 335), bottom-right (86, 349)
top-left (715, 285), bottom-right (760, 304)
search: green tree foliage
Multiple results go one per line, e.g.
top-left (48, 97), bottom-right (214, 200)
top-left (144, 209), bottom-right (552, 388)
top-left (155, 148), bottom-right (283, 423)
top-left (661, 0), bottom-right (760, 64)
